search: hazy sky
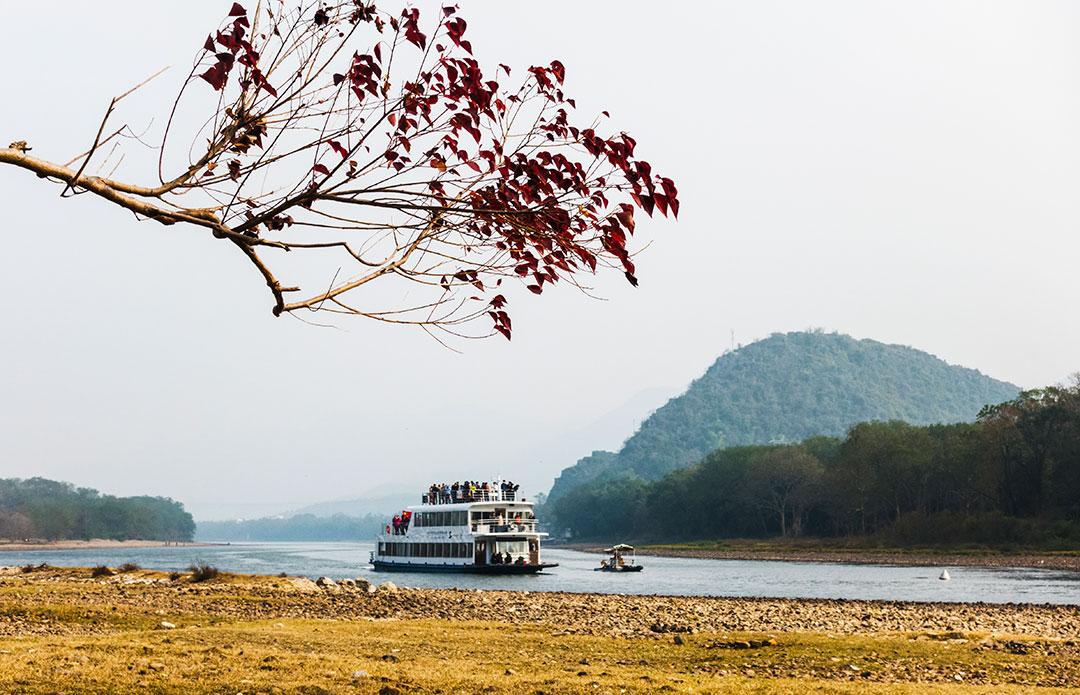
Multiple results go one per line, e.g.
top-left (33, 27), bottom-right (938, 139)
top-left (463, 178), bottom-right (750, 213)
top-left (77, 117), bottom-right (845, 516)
top-left (2, 2), bottom-right (1078, 519)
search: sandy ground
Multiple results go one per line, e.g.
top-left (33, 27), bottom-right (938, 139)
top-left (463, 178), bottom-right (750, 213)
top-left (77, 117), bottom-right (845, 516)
top-left (0, 539), bottom-right (206, 552)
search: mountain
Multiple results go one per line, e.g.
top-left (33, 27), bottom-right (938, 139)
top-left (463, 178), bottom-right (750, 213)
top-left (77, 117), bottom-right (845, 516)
top-left (547, 331), bottom-right (1020, 502)
top-left (287, 485), bottom-right (417, 518)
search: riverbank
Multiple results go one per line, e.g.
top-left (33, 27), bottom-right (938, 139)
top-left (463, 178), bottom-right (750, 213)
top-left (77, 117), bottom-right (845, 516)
top-left (0, 539), bottom-right (206, 552)
top-left (0, 566), bottom-right (1076, 692)
top-left (566, 540), bottom-right (1080, 572)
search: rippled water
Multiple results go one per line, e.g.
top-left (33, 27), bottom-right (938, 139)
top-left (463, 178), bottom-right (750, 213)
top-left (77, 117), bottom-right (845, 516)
top-left (3, 542), bottom-right (1077, 605)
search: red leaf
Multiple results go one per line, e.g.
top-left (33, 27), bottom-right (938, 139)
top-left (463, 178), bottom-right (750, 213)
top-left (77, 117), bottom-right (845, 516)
top-left (654, 193), bottom-right (669, 217)
top-left (327, 140), bottom-right (348, 158)
top-left (374, 43), bottom-right (382, 63)
top-left (229, 2), bottom-right (246, 17)
top-left (625, 271), bottom-right (639, 287)
top-left (660, 177), bottom-right (679, 218)
top-left (549, 60), bottom-right (566, 84)
top-left (312, 163), bottom-right (330, 176)
top-left (527, 284), bottom-right (542, 295)
top-left (203, 35), bottom-right (216, 52)
top-left (199, 64), bottom-right (229, 91)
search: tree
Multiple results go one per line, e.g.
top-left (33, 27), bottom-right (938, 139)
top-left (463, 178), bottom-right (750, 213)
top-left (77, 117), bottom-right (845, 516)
top-left (979, 385), bottom-right (1080, 517)
top-left (747, 446), bottom-right (823, 537)
top-left (0, 510), bottom-right (36, 540)
top-left (0, 2), bottom-right (677, 341)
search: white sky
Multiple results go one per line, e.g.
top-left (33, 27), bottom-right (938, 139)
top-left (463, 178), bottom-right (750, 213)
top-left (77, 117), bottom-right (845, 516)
top-left (2, 1), bottom-right (1078, 519)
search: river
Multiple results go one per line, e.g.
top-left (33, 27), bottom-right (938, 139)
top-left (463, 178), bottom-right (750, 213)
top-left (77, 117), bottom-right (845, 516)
top-left (3, 541), bottom-right (1077, 604)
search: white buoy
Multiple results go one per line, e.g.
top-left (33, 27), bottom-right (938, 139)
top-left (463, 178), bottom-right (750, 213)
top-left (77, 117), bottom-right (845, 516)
top-left (939, 569), bottom-right (951, 581)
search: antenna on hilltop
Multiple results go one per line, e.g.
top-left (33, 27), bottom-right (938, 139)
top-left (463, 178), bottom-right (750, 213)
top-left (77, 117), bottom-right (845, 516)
top-left (731, 329), bottom-right (735, 352)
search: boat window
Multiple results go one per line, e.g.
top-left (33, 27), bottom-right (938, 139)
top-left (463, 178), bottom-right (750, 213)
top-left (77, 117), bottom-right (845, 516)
top-left (493, 539), bottom-right (529, 558)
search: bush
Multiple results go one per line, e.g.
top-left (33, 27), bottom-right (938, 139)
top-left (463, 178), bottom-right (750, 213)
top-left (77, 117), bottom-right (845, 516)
top-left (90, 565), bottom-right (114, 578)
top-left (117, 562), bottom-right (140, 573)
top-left (188, 562), bottom-right (219, 582)
top-left (883, 512), bottom-right (1080, 549)
top-left (168, 571), bottom-right (182, 581)
top-left (20, 563), bottom-right (47, 573)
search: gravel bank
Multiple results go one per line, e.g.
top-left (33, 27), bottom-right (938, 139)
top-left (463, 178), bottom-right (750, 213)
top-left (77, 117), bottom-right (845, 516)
top-left (2, 566), bottom-right (1076, 640)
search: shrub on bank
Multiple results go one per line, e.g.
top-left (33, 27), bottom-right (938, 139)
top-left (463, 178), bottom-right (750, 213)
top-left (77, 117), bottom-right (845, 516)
top-left (884, 512), bottom-right (1080, 549)
top-left (188, 562), bottom-right (219, 582)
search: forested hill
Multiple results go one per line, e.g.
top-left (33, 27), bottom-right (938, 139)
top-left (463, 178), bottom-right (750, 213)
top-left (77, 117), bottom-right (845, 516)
top-left (548, 332), bottom-right (1019, 502)
top-left (0, 478), bottom-right (195, 542)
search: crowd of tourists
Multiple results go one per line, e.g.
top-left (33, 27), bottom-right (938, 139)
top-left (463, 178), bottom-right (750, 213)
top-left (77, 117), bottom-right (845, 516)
top-left (388, 509), bottom-right (412, 535)
top-left (424, 480), bottom-right (520, 504)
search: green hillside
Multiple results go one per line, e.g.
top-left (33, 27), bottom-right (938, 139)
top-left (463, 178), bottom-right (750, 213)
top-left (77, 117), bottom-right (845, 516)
top-left (548, 332), bottom-right (1019, 502)
top-left (0, 478), bottom-right (194, 542)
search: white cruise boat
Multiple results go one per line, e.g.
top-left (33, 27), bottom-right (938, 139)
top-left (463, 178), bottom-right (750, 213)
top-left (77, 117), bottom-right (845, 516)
top-left (370, 480), bottom-right (557, 574)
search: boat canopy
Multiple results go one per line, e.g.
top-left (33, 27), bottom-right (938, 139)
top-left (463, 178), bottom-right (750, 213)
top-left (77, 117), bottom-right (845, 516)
top-left (604, 544), bottom-right (635, 552)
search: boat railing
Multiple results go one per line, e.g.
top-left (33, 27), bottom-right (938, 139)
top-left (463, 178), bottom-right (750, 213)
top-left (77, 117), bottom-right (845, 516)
top-left (471, 522), bottom-right (537, 534)
top-left (422, 489), bottom-right (522, 505)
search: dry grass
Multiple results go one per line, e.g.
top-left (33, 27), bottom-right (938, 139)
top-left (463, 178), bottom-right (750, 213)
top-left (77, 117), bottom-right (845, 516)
top-left (0, 568), bottom-right (1075, 693)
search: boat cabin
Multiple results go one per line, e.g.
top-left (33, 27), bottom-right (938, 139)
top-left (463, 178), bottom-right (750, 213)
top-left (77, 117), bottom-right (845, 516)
top-left (371, 479), bottom-right (557, 574)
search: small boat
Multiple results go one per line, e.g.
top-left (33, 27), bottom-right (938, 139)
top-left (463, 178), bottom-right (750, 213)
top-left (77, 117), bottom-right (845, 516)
top-left (595, 543), bottom-right (644, 572)
top-left (939, 569), bottom-right (951, 581)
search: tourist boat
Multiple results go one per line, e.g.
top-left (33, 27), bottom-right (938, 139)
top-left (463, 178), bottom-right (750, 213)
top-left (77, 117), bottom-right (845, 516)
top-left (595, 544), bottom-right (644, 572)
top-left (369, 480), bottom-right (558, 574)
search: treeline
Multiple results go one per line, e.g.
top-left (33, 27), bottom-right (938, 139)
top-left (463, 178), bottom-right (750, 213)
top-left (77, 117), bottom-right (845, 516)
top-left (196, 513), bottom-right (385, 542)
top-left (550, 385), bottom-right (1080, 546)
top-left (0, 478), bottom-right (195, 542)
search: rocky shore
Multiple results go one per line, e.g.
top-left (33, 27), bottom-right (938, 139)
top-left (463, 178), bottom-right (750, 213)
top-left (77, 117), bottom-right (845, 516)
top-left (1, 566), bottom-right (1077, 692)
top-left (2, 566), bottom-right (1076, 640)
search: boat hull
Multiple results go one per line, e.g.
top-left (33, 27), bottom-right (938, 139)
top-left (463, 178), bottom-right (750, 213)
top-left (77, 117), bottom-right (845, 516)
top-left (371, 561), bottom-right (558, 574)
top-left (594, 565), bottom-right (644, 572)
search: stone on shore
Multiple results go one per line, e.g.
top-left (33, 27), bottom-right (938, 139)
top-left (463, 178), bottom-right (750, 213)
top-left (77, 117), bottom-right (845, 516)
top-left (315, 576), bottom-right (337, 589)
top-left (289, 577), bottom-right (320, 592)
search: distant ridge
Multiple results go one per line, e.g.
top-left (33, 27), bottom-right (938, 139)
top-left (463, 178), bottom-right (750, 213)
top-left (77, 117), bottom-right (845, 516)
top-left (548, 331), bottom-right (1019, 501)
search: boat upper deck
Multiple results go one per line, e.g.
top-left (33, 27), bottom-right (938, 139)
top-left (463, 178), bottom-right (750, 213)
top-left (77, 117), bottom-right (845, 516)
top-left (419, 480), bottom-right (526, 506)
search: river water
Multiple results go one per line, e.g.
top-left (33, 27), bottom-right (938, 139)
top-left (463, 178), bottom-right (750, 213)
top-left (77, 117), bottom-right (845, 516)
top-left (3, 542), bottom-right (1077, 605)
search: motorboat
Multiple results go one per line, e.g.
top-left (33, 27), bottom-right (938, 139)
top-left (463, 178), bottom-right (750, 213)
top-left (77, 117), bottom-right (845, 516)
top-left (594, 543), bottom-right (644, 572)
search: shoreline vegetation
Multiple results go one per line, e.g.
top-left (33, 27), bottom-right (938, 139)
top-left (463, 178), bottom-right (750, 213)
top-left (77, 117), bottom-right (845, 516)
top-left (0, 478), bottom-right (196, 545)
top-left (0, 539), bottom-right (209, 552)
top-left (0, 566), bottom-right (1076, 693)
top-left (566, 540), bottom-right (1080, 572)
